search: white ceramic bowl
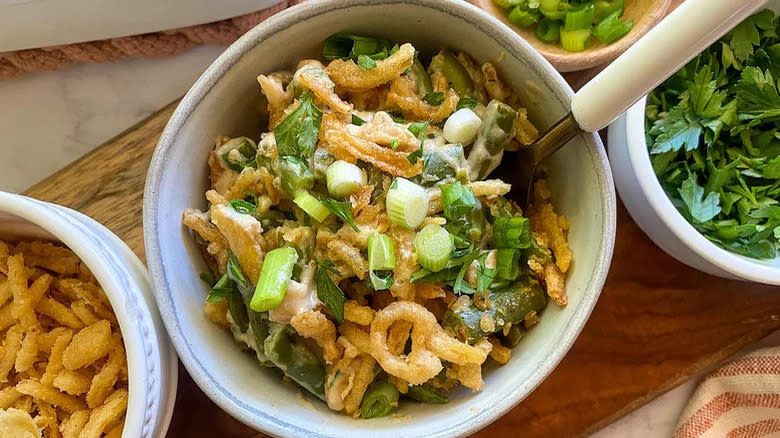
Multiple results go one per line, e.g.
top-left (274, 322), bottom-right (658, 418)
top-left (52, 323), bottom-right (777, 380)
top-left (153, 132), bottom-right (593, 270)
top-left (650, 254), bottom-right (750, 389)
top-left (610, 12), bottom-right (780, 288)
top-left (143, 0), bottom-right (616, 436)
top-left (0, 192), bottom-right (178, 437)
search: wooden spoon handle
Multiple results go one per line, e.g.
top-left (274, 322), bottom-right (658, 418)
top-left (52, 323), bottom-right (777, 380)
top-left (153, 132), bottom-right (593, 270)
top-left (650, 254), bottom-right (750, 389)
top-left (571, 0), bottom-right (767, 132)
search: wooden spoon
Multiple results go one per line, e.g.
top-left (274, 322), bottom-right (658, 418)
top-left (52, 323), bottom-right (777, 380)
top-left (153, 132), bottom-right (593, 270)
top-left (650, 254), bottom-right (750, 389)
top-left (473, 0), bottom-right (673, 72)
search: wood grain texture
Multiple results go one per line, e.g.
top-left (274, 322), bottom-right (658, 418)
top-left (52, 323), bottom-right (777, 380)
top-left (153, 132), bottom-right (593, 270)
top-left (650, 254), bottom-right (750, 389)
top-left (23, 95), bottom-right (780, 438)
top-left (21, 2), bottom-right (780, 434)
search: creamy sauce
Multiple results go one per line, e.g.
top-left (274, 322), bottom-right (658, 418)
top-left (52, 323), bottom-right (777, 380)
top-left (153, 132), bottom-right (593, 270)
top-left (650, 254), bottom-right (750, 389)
top-left (269, 262), bottom-right (320, 323)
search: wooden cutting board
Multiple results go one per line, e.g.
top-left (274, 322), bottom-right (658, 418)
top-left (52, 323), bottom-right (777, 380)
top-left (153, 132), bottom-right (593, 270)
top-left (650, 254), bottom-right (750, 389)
top-left (22, 100), bottom-right (780, 438)
top-left (20, 2), bottom-right (780, 435)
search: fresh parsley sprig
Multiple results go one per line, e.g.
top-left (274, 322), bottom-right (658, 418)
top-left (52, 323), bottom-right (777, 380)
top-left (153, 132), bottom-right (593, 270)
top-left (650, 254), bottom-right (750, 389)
top-left (274, 91), bottom-right (323, 160)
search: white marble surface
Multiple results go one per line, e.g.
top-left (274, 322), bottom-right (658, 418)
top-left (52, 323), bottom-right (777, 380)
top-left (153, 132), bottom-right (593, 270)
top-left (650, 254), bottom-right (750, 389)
top-left (0, 46), bottom-right (777, 437)
top-left (0, 44), bottom-right (226, 193)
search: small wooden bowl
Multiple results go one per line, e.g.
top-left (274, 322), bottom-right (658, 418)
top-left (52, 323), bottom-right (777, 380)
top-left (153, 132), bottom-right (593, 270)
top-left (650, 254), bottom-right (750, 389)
top-left (473, 0), bottom-right (673, 72)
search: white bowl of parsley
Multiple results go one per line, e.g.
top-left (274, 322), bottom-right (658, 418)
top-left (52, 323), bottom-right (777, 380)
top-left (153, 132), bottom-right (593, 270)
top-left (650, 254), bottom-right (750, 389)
top-left (609, 4), bottom-right (780, 285)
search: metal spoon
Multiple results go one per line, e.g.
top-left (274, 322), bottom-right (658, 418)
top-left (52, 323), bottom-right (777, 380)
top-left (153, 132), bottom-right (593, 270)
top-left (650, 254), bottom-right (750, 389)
top-left (512, 0), bottom-right (767, 208)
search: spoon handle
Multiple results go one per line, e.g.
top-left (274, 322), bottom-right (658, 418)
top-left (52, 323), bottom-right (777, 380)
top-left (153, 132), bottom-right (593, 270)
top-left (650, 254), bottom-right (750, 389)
top-left (570, 0), bottom-right (767, 133)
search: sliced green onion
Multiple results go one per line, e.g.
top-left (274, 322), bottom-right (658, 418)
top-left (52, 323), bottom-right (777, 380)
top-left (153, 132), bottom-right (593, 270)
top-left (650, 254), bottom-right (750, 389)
top-left (293, 191), bottom-right (330, 222)
top-left (593, 11), bottom-right (634, 44)
top-left (386, 178), bottom-right (429, 229)
top-left (440, 182), bottom-right (477, 221)
top-left (536, 18), bottom-right (562, 43)
top-left (414, 224), bottom-right (454, 272)
top-left (322, 34), bottom-right (395, 61)
top-left (493, 0), bottom-right (525, 9)
top-left (443, 108), bottom-right (482, 145)
top-left (229, 199), bottom-right (256, 216)
top-left (368, 234), bottom-right (395, 290)
top-left (594, 0), bottom-right (624, 23)
top-left (560, 28), bottom-right (592, 52)
top-left (250, 247), bottom-right (298, 312)
top-left (493, 216), bottom-right (532, 249)
top-left (368, 234), bottom-right (396, 271)
top-left (540, 0), bottom-right (568, 20)
top-left (390, 139), bottom-right (400, 150)
top-left (508, 6), bottom-right (542, 28)
top-left (564, 3), bottom-right (594, 31)
top-left (357, 54), bottom-right (377, 71)
top-left (326, 160), bottom-right (365, 198)
top-left (496, 248), bottom-right (521, 280)
top-left (360, 381), bottom-right (399, 418)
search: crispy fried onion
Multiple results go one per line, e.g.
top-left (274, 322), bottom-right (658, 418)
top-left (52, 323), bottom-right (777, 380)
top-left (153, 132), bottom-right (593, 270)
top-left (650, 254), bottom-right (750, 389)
top-left (543, 262), bottom-right (567, 307)
top-left (345, 112), bottom-right (420, 152)
top-left (326, 239), bottom-right (368, 280)
top-left (343, 300), bottom-right (375, 326)
top-left (182, 209), bottom-right (227, 248)
top-left (326, 43), bottom-right (415, 92)
top-left (257, 72), bottom-right (293, 128)
top-left (514, 107), bottom-right (539, 145)
top-left (208, 199), bottom-right (265, 283)
top-left (208, 142), bottom-right (238, 196)
top-left (320, 113), bottom-right (421, 178)
top-left (469, 180), bottom-right (511, 198)
top-left (290, 310), bottom-right (340, 363)
top-left (388, 227), bottom-right (418, 301)
top-left (183, 208), bottom-right (229, 271)
top-left (346, 85), bottom-right (391, 111)
top-left (315, 230), bottom-right (366, 280)
top-left (386, 74), bottom-right (459, 122)
top-left (446, 338), bottom-right (493, 391)
top-left (481, 62), bottom-right (511, 102)
top-left (296, 64), bottom-right (353, 114)
top-left (349, 185), bottom-right (373, 217)
top-left (325, 336), bottom-right (376, 415)
top-left (258, 166), bottom-right (283, 205)
top-left (369, 302), bottom-right (488, 385)
top-left (223, 168), bottom-right (267, 203)
top-left (530, 180), bottom-right (572, 273)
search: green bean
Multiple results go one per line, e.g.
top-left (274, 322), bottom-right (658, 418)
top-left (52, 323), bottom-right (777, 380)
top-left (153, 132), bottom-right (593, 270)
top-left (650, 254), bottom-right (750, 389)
top-left (217, 137), bottom-right (258, 172)
top-left (414, 144), bottom-right (467, 186)
top-left (360, 381), bottom-right (400, 418)
top-left (408, 58), bottom-right (433, 97)
top-left (442, 276), bottom-right (546, 343)
top-left (278, 156), bottom-right (314, 198)
top-left (465, 100), bottom-right (517, 181)
top-left (428, 50), bottom-right (475, 97)
top-left (406, 384), bottom-right (449, 404)
top-left (500, 324), bottom-right (525, 348)
top-left (264, 322), bottom-right (326, 400)
top-left (227, 291), bottom-right (249, 332)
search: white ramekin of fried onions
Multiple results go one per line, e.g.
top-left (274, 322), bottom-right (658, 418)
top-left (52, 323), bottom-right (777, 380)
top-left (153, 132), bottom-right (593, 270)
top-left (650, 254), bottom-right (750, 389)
top-left (144, 0), bottom-right (615, 437)
top-left (0, 192), bottom-right (177, 438)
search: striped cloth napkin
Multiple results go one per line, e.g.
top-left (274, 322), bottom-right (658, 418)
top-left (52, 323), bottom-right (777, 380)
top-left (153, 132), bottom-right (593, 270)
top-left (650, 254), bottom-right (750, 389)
top-left (674, 347), bottom-right (780, 438)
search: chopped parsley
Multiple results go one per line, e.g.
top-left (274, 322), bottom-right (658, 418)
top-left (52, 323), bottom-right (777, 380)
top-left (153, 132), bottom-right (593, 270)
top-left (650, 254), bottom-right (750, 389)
top-left (646, 9), bottom-right (780, 259)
